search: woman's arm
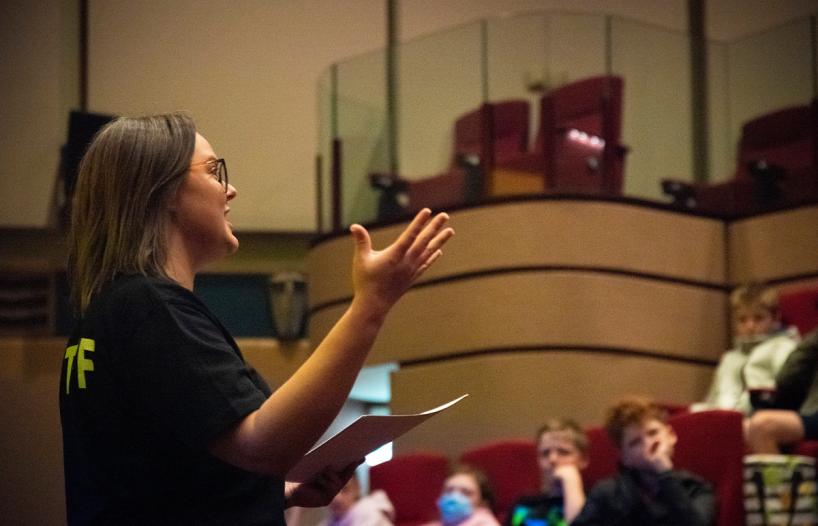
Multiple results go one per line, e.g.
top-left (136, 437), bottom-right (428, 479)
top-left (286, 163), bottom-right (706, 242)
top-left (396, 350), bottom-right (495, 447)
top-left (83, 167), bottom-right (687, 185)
top-left (209, 209), bottom-right (454, 476)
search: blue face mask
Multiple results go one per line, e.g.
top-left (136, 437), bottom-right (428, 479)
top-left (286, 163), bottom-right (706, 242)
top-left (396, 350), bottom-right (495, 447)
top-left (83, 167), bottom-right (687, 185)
top-left (438, 491), bottom-right (474, 525)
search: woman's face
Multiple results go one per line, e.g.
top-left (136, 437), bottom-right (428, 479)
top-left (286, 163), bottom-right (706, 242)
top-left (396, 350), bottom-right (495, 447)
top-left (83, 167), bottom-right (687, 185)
top-left (442, 473), bottom-right (482, 509)
top-left (170, 133), bottom-right (238, 267)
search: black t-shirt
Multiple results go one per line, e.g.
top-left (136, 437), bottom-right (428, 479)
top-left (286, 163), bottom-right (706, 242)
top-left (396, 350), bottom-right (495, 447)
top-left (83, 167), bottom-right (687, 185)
top-left (59, 275), bottom-right (284, 525)
top-left (505, 494), bottom-right (567, 526)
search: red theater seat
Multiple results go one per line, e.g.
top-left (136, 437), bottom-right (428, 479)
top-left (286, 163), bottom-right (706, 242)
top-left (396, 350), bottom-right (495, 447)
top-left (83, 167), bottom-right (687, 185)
top-left (669, 409), bottom-right (746, 526)
top-left (663, 101), bottom-right (818, 216)
top-left (498, 75), bottom-right (628, 195)
top-left (779, 285), bottom-right (818, 336)
top-left (372, 99), bottom-right (530, 219)
top-left (459, 439), bottom-right (540, 522)
top-left (368, 452), bottom-right (450, 526)
top-left (581, 425), bottom-right (619, 489)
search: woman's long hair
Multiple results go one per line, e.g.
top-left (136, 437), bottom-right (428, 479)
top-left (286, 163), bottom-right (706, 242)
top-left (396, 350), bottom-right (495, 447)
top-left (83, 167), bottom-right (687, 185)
top-left (68, 112), bottom-right (197, 314)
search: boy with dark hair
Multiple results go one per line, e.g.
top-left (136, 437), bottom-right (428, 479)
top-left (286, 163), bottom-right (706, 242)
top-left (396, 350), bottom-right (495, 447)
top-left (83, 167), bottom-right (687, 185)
top-left (573, 396), bottom-right (715, 526)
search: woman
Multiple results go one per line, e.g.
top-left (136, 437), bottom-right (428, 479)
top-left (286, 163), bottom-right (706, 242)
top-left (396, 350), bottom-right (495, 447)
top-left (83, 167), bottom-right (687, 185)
top-left (426, 466), bottom-right (500, 526)
top-left (59, 112), bottom-right (454, 525)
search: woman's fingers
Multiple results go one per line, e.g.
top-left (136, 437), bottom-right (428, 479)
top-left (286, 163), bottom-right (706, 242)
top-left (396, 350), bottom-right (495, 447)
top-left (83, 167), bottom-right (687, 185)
top-left (391, 208), bottom-right (433, 255)
top-left (406, 212), bottom-right (451, 260)
top-left (415, 226), bottom-right (455, 263)
top-left (413, 249), bottom-right (444, 280)
top-left (349, 223), bottom-right (372, 256)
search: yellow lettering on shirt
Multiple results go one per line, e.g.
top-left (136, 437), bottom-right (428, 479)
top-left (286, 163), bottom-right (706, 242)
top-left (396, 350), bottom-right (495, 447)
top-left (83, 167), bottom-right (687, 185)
top-left (64, 338), bottom-right (95, 394)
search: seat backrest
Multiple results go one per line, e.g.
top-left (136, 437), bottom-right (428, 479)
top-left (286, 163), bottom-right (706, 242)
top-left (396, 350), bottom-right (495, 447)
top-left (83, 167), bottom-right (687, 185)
top-left (488, 100), bottom-right (531, 164)
top-left (458, 439), bottom-right (540, 522)
top-left (735, 104), bottom-right (816, 181)
top-left (538, 75), bottom-right (625, 194)
top-left (581, 426), bottom-right (619, 490)
top-left (368, 452), bottom-right (450, 526)
top-left (452, 99), bottom-right (530, 167)
top-left (779, 285), bottom-right (818, 336)
top-left (545, 76), bottom-right (623, 143)
top-left (668, 409), bottom-right (746, 526)
top-left (405, 99), bottom-right (530, 214)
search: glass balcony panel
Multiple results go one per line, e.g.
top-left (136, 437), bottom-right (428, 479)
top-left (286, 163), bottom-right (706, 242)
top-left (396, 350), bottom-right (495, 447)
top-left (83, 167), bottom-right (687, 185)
top-left (336, 48), bottom-right (388, 226)
top-left (316, 68), bottom-right (333, 232)
top-left (610, 17), bottom-right (693, 201)
top-left (397, 21), bottom-right (484, 181)
top-left (726, 17), bottom-right (813, 149)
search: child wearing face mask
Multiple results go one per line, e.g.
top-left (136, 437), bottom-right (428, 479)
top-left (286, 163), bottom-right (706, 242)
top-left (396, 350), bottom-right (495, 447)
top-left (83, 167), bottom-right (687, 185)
top-left (572, 396), bottom-right (715, 526)
top-left (425, 466), bottom-right (500, 526)
top-left (691, 283), bottom-right (800, 415)
top-left (506, 419), bottom-right (588, 526)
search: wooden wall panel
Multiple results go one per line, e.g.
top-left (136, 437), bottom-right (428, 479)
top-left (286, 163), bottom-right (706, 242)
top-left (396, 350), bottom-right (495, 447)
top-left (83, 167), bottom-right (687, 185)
top-left (0, 337), bottom-right (66, 525)
top-left (390, 352), bottom-right (713, 458)
top-left (310, 271), bottom-right (728, 365)
top-left (308, 200), bottom-right (726, 308)
top-left (729, 205), bottom-right (818, 285)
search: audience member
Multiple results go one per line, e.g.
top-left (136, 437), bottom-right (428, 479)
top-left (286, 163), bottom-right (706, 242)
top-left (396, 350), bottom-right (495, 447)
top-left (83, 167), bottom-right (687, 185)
top-left (747, 330), bottom-right (818, 453)
top-left (692, 283), bottom-right (799, 415)
top-left (572, 396), bottom-right (714, 526)
top-left (425, 465), bottom-right (500, 526)
top-left (318, 475), bottom-right (395, 526)
top-left (506, 419), bottom-right (588, 526)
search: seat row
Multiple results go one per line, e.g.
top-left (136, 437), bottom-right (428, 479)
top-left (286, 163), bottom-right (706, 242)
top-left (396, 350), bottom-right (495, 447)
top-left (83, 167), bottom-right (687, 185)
top-left (369, 285), bottom-right (818, 526)
top-left (370, 73), bottom-right (818, 220)
top-left (371, 75), bottom-right (627, 220)
top-left (369, 410), bottom-right (761, 526)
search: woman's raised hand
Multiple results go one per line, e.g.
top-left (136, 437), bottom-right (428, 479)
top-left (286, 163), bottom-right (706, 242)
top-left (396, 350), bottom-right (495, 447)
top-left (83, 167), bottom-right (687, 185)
top-left (349, 208), bottom-right (454, 313)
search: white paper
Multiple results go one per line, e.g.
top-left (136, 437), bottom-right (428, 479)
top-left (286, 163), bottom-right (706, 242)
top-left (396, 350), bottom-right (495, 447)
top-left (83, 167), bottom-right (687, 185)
top-left (286, 394), bottom-right (468, 482)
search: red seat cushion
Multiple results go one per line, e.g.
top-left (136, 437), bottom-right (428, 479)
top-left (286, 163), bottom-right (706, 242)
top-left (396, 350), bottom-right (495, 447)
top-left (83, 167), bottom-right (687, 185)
top-left (369, 452), bottom-right (450, 525)
top-left (669, 410), bottom-right (745, 526)
top-left (779, 286), bottom-right (818, 336)
top-left (582, 426), bottom-right (619, 489)
top-left (459, 439), bottom-right (540, 522)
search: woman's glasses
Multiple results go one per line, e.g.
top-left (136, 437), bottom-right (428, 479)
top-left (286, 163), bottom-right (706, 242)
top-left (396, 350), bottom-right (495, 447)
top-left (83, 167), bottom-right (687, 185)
top-left (190, 158), bottom-right (228, 192)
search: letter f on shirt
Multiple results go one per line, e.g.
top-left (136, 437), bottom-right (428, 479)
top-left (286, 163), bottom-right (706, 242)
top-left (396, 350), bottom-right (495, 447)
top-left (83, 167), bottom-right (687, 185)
top-left (64, 338), bottom-right (95, 394)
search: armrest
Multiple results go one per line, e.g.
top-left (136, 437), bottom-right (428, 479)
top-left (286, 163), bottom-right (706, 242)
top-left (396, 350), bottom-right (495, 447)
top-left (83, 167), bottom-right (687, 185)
top-left (661, 178), bottom-right (697, 207)
top-left (369, 172), bottom-right (410, 221)
top-left (369, 172), bottom-right (408, 191)
top-left (748, 160), bottom-right (787, 203)
top-left (613, 143), bottom-right (630, 157)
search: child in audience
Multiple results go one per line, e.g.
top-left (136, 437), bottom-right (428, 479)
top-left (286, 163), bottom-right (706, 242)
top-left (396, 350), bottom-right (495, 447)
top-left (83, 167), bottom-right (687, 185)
top-left (425, 465), bottom-right (500, 526)
top-left (573, 396), bottom-right (714, 526)
top-left (692, 283), bottom-right (800, 414)
top-left (318, 475), bottom-right (395, 526)
top-left (506, 419), bottom-right (588, 526)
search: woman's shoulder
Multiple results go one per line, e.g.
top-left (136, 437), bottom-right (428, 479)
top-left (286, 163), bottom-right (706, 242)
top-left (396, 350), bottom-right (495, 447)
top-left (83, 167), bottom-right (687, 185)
top-left (91, 274), bottom-right (196, 321)
top-left (102, 274), bottom-right (190, 304)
